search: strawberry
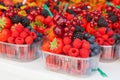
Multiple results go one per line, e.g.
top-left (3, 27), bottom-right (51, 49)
top-left (102, 34), bottom-right (109, 41)
top-left (79, 48), bottom-right (90, 58)
top-left (25, 36), bottom-right (33, 44)
top-left (107, 30), bottom-right (114, 37)
top-left (15, 37), bottom-right (24, 44)
top-left (50, 38), bottom-right (63, 54)
top-left (68, 48), bottom-right (79, 57)
top-left (96, 38), bottom-right (104, 45)
top-left (97, 27), bottom-right (106, 35)
top-left (73, 38), bottom-right (82, 49)
top-left (20, 31), bottom-right (29, 38)
top-left (63, 37), bottom-right (72, 45)
top-left (107, 38), bottom-right (115, 45)
top-left (35, 15), bottom-right (45, 23)
top-left (42, 41), bottom-right (50, 51)
top-left (81, 40), bottom-right (90, 49)
top-left (63, 45), bottom-right (71, 55)
top-left (0, 10), bottom-right (2, 16)
top-left (81, 18), bottom-right (87, 28)
top-left (44, 16), bottom-right (52, 26)
top-left (8, 37), bottom-right (15, 44)
top-left (0, 17), bottom-right (12, 29)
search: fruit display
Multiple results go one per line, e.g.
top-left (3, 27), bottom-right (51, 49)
top-left (0, 2), bottom-right (45, 61)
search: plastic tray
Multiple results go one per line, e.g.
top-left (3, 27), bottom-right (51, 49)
top-left (100, 45), bottom-right (118, 62)
top-left (42, 51), bottom-right (100, 77)
top-left (116, 44), bottom-right (120, 57)
top-left (0, 41), bottom-right (41, 62)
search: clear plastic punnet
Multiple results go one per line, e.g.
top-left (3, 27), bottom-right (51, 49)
top-left (100, 45), bottom-right (119, 62)
top-left (42, 51), bottom-right (100, 77)
top-left (0, 41), bottom-right (41, 62)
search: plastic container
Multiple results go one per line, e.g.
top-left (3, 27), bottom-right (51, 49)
top-left (42, 51), bottom-right (100, 77)
top-left (100, 45), bottom-right (118, 62)
top-left (0, 41), bottom-right (41, 62)
top-left (116, 44), bottom-right (120, 57)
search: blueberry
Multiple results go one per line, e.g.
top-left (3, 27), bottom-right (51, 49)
top-left (37, 32), bottom-right (43, 37)
top-left (87, 36), bottom-right (95, 43)
top-left (90, 52), bottom-right (96, 57)
top-left (37, 37), bottom-right (42, 41)
top-left (113, 34), bottom-right (117, 40)
top-left (90, 44), bottom-right (94, 49)
top-left (93, 47), bottom-right (101, 54)
top-left (84, 33), bottom-right (91, 39)
top-left (26, 26), bottom-right (31, 30)
top-left (31, 29), bottom-right (37, 33)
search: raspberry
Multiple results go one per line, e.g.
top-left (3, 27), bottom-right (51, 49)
top-left (30, 32), bottom-right (37, 39)
top-left (104, 42), bottom-right (110, 45)
top-left (72, 38), bottom-right (82, 49)
top-left (102, 34), bottom-right (109, 40)
top-left (25, 36), bottom-right (33, 44)
top-left (68, 48), bottom-right (79, 57)
top-left (15, 37), bottom-right (24, 44)
top-left (108, 38), bottom-right (115, 45)
top-left (107, 30), bottom-right (114, 37)
top-left (96, 38), bottom-right (104, 45)
top-left (63, 45), bottom-right (71, 55)
top-left (94, 31), bottom-right (102, 38)
top-left (79, 48), bottom-right (90, 58)
top-left (12, 30), bottom-right (19, 37)
top-left (81, 40), bottom-right (90, 49)
top-left (114, 29), bottom-right (120, 34)
top-left (15, 24), bottom-right (24, 32)
top-left (8, 37), bottom-right (15, 44)
top-left (63, 37), bottom-right (72, 45)
top-left (113, 22), bottom-right (119, 28)
top-left (97, 27), bottom-right (106, 35)
top-left (24, 28), bottom-right (30, 33)
top-left (20, 31), bottom-right (29, 38)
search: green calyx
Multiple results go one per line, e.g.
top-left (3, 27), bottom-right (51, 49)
top-left (0, 17), bottom-right (5, 29)
top-left (50, 38), bottom-right (58, 50)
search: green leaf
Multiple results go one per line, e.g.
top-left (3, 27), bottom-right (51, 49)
top-left (116, 5), bottom-right (120, 9)
top-left (50, 38), bottom-right (58, 50)
top-left (95, 26), bottom-right (98, 30)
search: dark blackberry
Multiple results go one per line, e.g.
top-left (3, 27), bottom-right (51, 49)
top-left (45, 1), bottom-right (50, 7)
top-left (67, 9), bottom-right (76, 16)
top-left (75, 25), bottom-right (84, 32)
top-left (26, 7), bottom-right (37, 14)
top-left (0, 2), bottom-right (5, 6)
top-left (21, 16), bottom-right (30, 27)
top-left (84, 33), bottom-right (91, 39)
top-left (73, 32), bottom-right (84, 40)
top-left (53, 6), bottom-right (59, 12)
top-left (97, 17), bottom-right (108, 27)
top-left (81, 6), bottom-right (88, 10)
top-left (109, 15), bottom-right (118, 23)
top-left (14, 2), bottom-right (23, 8)
top-left (108, 12), bottom-right (114, 17)
top-left (11, 15), bottom-right (21, 23)
top-left (41, 9), bottom-right (49, 18)
top-left (86, 14), bottom-right (92, 22)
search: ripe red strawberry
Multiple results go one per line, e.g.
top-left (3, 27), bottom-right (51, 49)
top-left (68, 48), bottom-right (79, 57)
top-left (0, 10), bottom-right (2, 16)
top-left (44, 16), bottom-right (52, 26)
top-left (96, 38), bottom-right (104, 45)
top-left (63, 37), bottom-right (72, 45)
top-left (30, 32), bottom-right (37, 39)
top-left (8, 37), bottom-right (15, 44)
top-left (35, 15), bottom-right (45, 23)
top-left (82, 40), bottom-right (90, 49)
top-left (20, 31), bottom-right (29, 38)
top-left (97, 27), bottom-right (106, 35)
top-left (63, 45), bottom-right (71, 55)
top-left (15, 37), bottom-right (24, 44)
top-left (12, 30), bottom-right (19, 37)
top-left (107, 30), bottom-right (114, 37)
top-left (79, 48), bottom-right (90, 58)
top-left (102, 34), bottom-right (109, 41)
top-left (107, 38), bottom-right (115, 45)
top-left (25, 36), bottom-right (33, 44)
top-left (73, 38), bottom-right (82, 49)
top-left (65, 13), bottom-right (74, 20)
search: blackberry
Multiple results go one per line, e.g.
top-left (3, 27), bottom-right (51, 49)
top-left (97, 17), bottom-right (108, 27)
top-left (67, 9), bottom-right (76, 16)
top-left (45, 1), bottom-right (50, 7)
top-left (0, 2), bottom-right (5, 6)
top-left (14, 2), bottom-right (23, 8)
top-left (86, 14), bottom-right (92, 22)
top-left (75, 25), bottom-right (84, 32)
top-left (53, 6), bottom-right (59, 12)
top-left (11, 15), bottom-right (21, 23)
top-left (73, 32), bottom-right (84, 40)
top-left (41, 9), bottom-right (49, 18)
top-left (108, 12), bottom-right (114, 17)
top-left (81, 6), bottom-right (88, 10)
top-left (26, 7), bottom-right (37, 14)
top-left (109, 15), bottom-right (118, 23)
top-left (21, 16), bottom-right (30, 27)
